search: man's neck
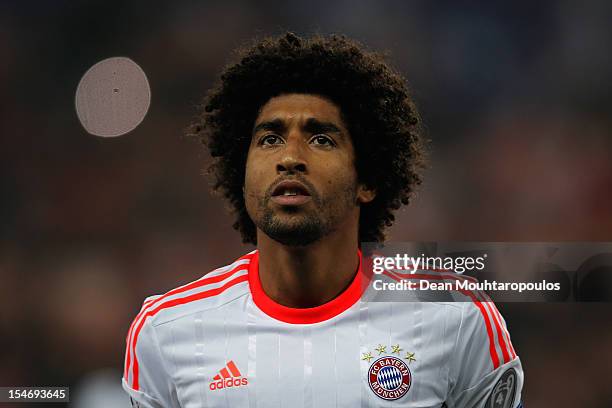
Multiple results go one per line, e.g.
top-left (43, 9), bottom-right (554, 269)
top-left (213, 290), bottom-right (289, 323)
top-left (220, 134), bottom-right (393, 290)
top-left (256, 225), bottom-right (360, 308)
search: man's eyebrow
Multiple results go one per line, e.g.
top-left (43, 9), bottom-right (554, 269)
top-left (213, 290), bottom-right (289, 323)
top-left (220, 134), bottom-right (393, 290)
top-left (303, 118), bottom-right (343, 135)
top-left (252, 117), bottom-right (344, 137)
top-left (252, 118), bottom-right (285, 134)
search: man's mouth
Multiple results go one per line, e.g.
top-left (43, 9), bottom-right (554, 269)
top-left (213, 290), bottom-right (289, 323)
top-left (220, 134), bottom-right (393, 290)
top-left (270, 180), bottom-right (312, 206)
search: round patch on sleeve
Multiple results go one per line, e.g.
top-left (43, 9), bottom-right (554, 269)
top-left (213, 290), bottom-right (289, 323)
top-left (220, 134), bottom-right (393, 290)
top-left (486, 368), bottom-right (517, 408)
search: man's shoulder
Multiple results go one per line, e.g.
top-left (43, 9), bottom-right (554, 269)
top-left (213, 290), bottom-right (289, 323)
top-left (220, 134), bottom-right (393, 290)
top-left (137, 250), bottom-right (256, 328)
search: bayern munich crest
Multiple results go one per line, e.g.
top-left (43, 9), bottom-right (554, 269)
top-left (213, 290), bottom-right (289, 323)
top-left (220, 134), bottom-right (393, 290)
top-left (367, 356), bottom-right (412, 400)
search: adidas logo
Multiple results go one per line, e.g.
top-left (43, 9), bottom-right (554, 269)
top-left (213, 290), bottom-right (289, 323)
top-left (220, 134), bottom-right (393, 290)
top-left (209, 360), bottom-right (248, 391)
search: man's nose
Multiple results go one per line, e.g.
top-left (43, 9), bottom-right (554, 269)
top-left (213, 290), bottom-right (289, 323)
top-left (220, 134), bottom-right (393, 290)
top-left (276, 137), bottom-right (307, 174)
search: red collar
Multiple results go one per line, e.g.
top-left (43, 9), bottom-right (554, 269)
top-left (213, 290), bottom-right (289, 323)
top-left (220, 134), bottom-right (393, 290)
top-left (248, 249), bottom-right (365, 324)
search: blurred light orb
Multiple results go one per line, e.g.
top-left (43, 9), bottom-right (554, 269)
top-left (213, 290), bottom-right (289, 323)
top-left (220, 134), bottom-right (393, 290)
top-left (75, 56), bottom-right (150, 137)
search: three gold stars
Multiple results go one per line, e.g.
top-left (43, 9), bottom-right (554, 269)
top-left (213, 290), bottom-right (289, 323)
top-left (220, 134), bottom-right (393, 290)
top-left (362, 344), bottom-right (417, 364)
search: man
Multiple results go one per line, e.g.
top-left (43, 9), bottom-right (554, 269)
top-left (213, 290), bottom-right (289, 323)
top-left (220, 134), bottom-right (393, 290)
top-left (123, 32), bottom-right (524, 407)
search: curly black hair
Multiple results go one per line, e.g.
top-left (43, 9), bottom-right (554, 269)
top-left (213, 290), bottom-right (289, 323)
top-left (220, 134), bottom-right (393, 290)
top-left (188, 32), bottom-right (426, 244)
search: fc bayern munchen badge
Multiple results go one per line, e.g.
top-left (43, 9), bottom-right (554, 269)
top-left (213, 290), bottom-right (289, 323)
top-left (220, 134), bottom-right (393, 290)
top-left (367, 356), bottom-right (412, 400)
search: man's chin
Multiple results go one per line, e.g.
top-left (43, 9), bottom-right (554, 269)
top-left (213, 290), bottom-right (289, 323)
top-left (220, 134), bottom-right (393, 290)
top-left (269, 233), bottom-right (319, 247)
top-left (258, 216), bottom-right (325, 247)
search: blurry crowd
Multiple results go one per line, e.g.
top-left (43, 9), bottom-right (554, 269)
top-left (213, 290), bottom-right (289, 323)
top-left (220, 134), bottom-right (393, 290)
top-left (1, 1), bottom-right (611, 406)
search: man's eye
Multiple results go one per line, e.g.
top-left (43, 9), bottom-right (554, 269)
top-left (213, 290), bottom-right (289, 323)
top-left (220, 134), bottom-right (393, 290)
top-left (310, 135), bottom-right (335, 147)
top-left (261, 134), bottom-right (283, 146)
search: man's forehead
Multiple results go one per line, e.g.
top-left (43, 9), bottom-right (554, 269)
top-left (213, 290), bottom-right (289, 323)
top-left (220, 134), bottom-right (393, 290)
top-left (255, 93), bottom-right (344, 126)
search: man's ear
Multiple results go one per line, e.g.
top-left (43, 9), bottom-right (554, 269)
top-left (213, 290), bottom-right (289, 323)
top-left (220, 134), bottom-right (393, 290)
top-left (357, 184), bottom-right (376, 204)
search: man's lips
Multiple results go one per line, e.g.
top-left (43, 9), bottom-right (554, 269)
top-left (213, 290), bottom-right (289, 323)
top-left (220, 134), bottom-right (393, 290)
top-left (270, 180), bottom-right (312, 206)
top-left (270, 194), bottom-right (312, 205)
top-left (271, 180), bottom-right (311, 197)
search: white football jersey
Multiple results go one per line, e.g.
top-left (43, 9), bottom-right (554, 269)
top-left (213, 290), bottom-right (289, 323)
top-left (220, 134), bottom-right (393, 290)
top-left (123, 250), bottom-right (524, 407)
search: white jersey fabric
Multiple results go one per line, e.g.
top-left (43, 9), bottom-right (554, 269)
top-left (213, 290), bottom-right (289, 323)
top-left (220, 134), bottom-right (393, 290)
top-left (123, 250), bottom-right (524, 408)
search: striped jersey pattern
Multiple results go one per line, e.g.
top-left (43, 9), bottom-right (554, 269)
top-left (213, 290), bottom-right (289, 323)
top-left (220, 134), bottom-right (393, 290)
top-left (122, 250), bottom-right (524, 407)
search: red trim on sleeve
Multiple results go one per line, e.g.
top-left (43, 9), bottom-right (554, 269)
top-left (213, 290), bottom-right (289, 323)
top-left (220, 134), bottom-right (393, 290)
top-left (383, 270), bottom-right (502, 369)
top-left (248, 250), bottom-right (365, 324)
top-left (479, 293), bottom-right (517, 361)
top-left (130, 274), bottom-right (248, 390)
top-left (482, 300), bottom-right (511, 364)
top-left (124, 253), bottom-right (254, 381)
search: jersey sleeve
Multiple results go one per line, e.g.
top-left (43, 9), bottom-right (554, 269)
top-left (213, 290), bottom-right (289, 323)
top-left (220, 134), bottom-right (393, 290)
top-left (122, 297), bottom-right (180, 408)
top-left (446, 300), bottom-right (524, 408)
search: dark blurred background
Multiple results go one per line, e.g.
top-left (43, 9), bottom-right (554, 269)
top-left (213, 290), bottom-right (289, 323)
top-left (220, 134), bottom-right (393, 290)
top-left (1, 1), bottom-right (611, 407)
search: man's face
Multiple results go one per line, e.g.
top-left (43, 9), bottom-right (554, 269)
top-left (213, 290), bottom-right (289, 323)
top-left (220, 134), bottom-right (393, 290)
top-left (244, 93), bottom-right (374, 246)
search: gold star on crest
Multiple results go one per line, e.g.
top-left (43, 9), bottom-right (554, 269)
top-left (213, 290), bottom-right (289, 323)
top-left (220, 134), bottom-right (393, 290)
top-left (404, 351), bottom-right (416, 363)
top-left (375, 344), bottom-right (387, 355)
top-left (361, 351), bottom-right (374, 363)
top-left (391, 344), bottom-right (402, 355)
